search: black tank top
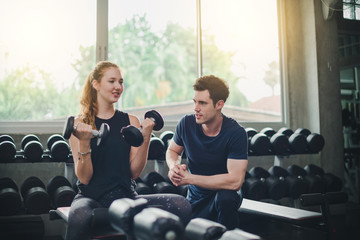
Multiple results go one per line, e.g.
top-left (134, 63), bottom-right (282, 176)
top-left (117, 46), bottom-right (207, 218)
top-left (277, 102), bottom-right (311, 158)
top-left (77, 110), bottom-right (132, 200)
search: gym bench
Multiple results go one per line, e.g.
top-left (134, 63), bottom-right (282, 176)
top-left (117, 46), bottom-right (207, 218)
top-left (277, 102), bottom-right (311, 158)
top-left (49, 207), bottom-right (126, 240)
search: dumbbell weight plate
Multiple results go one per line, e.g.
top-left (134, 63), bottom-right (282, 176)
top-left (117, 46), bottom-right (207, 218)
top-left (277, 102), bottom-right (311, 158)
top-left (185, 218), bottom-right (226, 240)
top-left (0, 177), bottom-right (22, 216)
top-left (20, 176), bottom-right (50, 214)
top-left (144, 110), bottom-right (164, 131)
top-left (63, 116), bottom-right (75, 140)
top-left (307, 133), bottom-right (325, 153)
top-left (24, 140), bottom-right (44, 162)
top-left (47, 134), bottom-right (65, 150)
top-left (121, 125), bottom-right (144, 147)
top-left (0, 138), bottom-right (16, 163)
top-left (98, 122), bottom-right (110, 146)
top-left (148, 137), bottom-right (165, 160)
top-left (159, 131), bottom-right (174, 150)
top-left (47, 176), bottom-right (75, 207)
top-left (21, 134), bottom-right (40, 150)
top-left (50, 140), bottom-right (70, 162)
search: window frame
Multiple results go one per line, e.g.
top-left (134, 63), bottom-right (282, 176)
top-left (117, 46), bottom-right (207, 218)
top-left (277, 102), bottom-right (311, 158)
top-left (0, 0), bottom-right (288, 134)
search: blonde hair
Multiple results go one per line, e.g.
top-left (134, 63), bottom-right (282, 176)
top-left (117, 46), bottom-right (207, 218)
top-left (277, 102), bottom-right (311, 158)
top-left (79, 61), bottom-right (119, 128)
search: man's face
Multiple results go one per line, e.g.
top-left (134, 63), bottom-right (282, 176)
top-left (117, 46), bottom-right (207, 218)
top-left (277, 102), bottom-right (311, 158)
top-left (193, 90), bottom-right (218, 125)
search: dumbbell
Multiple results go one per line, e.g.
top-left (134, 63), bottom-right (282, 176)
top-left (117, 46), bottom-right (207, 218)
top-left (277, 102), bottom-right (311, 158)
top-left (160, 131), bottom-right (175, 150)
top-left (20, 176), bottom-right (51, 214)
top-left (20, 134), bottom-right (44, 162)
top-left (47, 176), bottom-right (76, 208)
top-left (249, 166), bottom-right (288, 200)
top-left (246, 128), bottom-right (270, 156)
top-left (219, 229), bottom-right (262, 240)
top-left (288, 164), bottom-right (326, 194)
top-left (242, 171), bottom-right (267, 201)
top-left (269, 165), bottom-right (308, 199)
top-left (63, 116), bottom-right (110, 146)
top-left (109, 198), bottom-right (184, 240)
top-left (304, 164), bottom-right (342, 192)
top-left (277, 127), bottom-right (307, 154)
top-left (148, 137), bottom-right (165, 160)
top-left (0, 135), bottom-right (17, 163)
top-left (294, 128), bottom-right (325, 153)
top-left (260, 127), bottom-right (289, 155)
top-left (0, 177), bottom-right (22, 216)
top-left (184, 218), bottom-right (226, 240)
top-left (46, 134), bottom-right (71, 162)
top-left (143, 171), bottom-right (178, 194)
top-left (134, 177), bottom-right (153, 195)
top-left (121, 110), bottom-right (164, 147)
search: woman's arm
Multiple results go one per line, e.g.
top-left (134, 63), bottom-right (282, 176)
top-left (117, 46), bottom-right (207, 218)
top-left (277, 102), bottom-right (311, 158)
top-left (69, 117), bottom-right (94, 185)
top-left (128, 114), bottom-right (155, 179)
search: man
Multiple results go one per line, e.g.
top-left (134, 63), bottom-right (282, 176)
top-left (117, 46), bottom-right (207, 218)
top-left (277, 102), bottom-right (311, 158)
top-left (166, 75), bottom-right (248, 229)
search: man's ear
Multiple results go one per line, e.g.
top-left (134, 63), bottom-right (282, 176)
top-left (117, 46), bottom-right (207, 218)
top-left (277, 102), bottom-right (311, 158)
top-left (216, 100), bottom-right (225, 110)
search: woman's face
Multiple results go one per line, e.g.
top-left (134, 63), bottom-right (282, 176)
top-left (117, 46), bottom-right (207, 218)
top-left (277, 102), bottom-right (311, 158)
top-left (93, 67), bottom-right (123, 104)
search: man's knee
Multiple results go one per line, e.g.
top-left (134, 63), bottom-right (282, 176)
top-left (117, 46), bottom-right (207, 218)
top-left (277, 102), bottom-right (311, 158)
top-left (214, 190), bottom-right (241, 210)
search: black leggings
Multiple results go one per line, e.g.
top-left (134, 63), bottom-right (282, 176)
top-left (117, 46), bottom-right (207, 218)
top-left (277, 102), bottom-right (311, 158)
top-left (65, 192), bottom-right (192, 240)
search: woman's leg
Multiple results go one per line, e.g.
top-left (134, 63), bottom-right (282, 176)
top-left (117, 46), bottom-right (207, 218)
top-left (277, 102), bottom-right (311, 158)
top-left (136, 193), bottom-right (192, 226)
top-left (65, 194), bottom-right (102, 240)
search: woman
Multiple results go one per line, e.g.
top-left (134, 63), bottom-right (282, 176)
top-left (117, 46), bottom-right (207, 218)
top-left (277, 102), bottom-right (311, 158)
top-left (65, 61), bottom-right (191, 240)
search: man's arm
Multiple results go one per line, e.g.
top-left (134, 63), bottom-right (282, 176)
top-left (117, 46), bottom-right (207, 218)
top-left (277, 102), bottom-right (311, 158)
top-left (175, 159), bottom-right (248, 191)
top-left (166, 139), bottom-right (184, 184)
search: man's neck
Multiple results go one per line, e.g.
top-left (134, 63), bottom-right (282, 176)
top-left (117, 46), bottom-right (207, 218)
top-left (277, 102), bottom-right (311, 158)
top-left (202, 114), bottom-right (223, 137)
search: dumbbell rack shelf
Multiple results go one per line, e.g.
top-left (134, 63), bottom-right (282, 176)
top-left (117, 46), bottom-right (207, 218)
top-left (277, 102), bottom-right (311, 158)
top-left (1, 151), bottom-right (73, 163)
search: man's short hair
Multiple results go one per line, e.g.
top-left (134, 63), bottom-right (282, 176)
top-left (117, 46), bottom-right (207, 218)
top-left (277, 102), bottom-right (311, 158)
top-left (193, 75), bottom-right (229, 105)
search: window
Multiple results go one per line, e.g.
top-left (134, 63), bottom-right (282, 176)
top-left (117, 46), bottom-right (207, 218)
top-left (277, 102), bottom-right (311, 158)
top-left (343, 0), bottom-right (360, 20)
top-left (0, 0), bottom-right (283, 133)
top-left (106, 0), bottom-right (282, 122)
top-left (0, 0), bottom-right (96, 122)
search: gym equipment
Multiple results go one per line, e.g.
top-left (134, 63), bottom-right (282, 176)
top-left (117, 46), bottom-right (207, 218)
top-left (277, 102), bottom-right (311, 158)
top-left (109, 198), bottom-right (148, 238)
top-left (20, 176), bottom-right (51, 214)
top-left (47, 176), bottom-right (76, 208)
top-left (165, 176), bottom-right (188, 197)
top-left (63, 116), bottom-right (110, 146)
top-left (184, 218), bottom-right (226, 240)
top-left (46, 134), bottom-right (71, 162)
top-left (218, 228), bottom-right (262, 240)
top-left (143, 171), bottom-right (178, 194)
top-left (242, 171), bottom-right (267, 201)
top-left (134, 178), bottom-right (153, 195)
top-left (249, 166), bottom-right (288, 200)
top-left (160, 130), bottom-right (175, 150)
top-left (304, 164), bottom-right (342, 192)
top-left (269, 165), bottom-right (308, 199)
top-left (246, 128), bottom-right (271, 156)
top-left (121, 110), bottom-right (164, 147)
top-left (260, 127), bottom-right (289, 155)
top-left (288, 164), bottom-right (326, 194)
top-left (0, 177), bottom-right (22, 216)
top-left (294, 128), bottom-right (325, 153)
top-left (134, 207), bottom-right (184, 240)
top-left (148, 137), bottom-right (165, 160)
top-left (277, 127), bottom-right (308, 154)
top-left (0, 135), bottom-right (17, 163)
top-left (20, 134), bottom-right (44, 162)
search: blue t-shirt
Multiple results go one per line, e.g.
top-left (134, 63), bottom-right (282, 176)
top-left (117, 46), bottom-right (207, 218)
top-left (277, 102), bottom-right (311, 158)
top-left (173, 114), bottom-right (248, 202)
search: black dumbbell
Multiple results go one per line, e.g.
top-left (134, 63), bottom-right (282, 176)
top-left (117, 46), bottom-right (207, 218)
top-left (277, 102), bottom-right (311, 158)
top-left (242, 171), bottom-right (267, 201)
top-left (294, 128), bottom-right (325, 153)
top-left (0, 135), bottom-right (17, 163)
top-left (288, 164), bottom-right (325, 194)
top-left (121, 110), bottom-right (164, 147)
top-left (160, 131), bottom-right (175, 150)
top-left (134, 178), bottom-right (153, 195)
top-left (270, 165), bottom-right (308, 199)
top-left (143, 171), bottom-right (178, 194)
top-left (260, 127), bottom-right (290, 155)
top-left (278, 127), bottom-right (307, 154)
top-left (46, 134), bottom-right (71, 162)
top-left (249, 166), bottom-right (288, 200)
top-left (0, 177), bottom-right (22, 216)
top-left (304, 164), bottom-right (342, 192)
top-left (148, 137), bottom-right (165, 160)
top-left (20, 134), bottom-right (44, 162)
top-left (246, 128), bottom-right (271, 156)
top-left (63, 116), bottom-right (110, 146)
top-left (20, 176), bottom-right (51, 214)
top-left (109, 198), bottom-right (184, 240)
top-left (47, 176), bottom-right (76, 208)
top-left (185, 218), bottom-right (226, 240)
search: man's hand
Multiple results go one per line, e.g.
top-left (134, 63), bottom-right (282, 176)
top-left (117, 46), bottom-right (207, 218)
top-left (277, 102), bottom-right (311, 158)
top-left (168, 164), bottom-right (188, 186)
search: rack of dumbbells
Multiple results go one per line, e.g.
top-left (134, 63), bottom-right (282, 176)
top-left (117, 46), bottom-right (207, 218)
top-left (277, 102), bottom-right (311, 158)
top-left (0, 133), bottom-right (76, 239)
